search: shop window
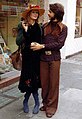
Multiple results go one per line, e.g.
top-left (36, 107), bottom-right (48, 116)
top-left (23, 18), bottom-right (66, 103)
top-left (75, 0), bottom-right (82, 37)
top-left (0, 0), bottom-right (31, 76)
top-left (0, 0), bottom-right (44, 77)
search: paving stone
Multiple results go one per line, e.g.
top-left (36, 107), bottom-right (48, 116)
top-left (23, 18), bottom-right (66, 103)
top-left (62, 88), bottom-right (82, 103)
top-left (0, 85), bottom-right (23, 109)
top-left (0, 95), bottom-right (14, 108)
top-left (3, 86), bottom-right (23, 98)
top-left (57, 96), bottom-right (82, 119)
top-left (62, 59), bottom-right (82, 65)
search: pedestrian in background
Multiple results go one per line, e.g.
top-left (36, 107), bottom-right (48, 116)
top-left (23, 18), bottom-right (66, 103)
top-left (31, 3), bottom-right (68, 118)
top-left (18, 5), bottom-right (45, 114)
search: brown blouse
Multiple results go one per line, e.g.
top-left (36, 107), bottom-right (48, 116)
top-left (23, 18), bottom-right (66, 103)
top-left (40, 21), bottom-right (68, 61)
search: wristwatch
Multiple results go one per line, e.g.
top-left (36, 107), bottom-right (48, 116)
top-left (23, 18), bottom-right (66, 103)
top-left (42, 44), bottom-right (45, 48)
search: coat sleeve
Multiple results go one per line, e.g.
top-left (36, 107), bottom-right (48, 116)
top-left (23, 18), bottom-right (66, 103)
top-left (16, 23), bottom-right (24, 46)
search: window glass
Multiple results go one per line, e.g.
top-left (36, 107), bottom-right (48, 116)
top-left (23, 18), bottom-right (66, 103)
top-left (0, 0), bottom-right (44, 77)
top-left (75, 0), bottom-right (82, 37)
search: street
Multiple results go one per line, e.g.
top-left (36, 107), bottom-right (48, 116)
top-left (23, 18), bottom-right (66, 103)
top-left (0, 52), bottom-right (82, 119)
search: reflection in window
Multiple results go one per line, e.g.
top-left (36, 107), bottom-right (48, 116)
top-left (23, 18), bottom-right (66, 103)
top-left (75, 0), bottom-right (82, 37)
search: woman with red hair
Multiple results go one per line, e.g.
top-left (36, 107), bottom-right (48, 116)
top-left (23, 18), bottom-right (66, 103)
top-left (18, 5), bottom-right (45, 114)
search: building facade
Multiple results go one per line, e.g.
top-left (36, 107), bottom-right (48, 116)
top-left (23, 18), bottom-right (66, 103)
top-left (0, 0), bottom-right (82, 58)
top-left (47, 0), bottom-right (82, 59)
top-left (0, 0), bottom-right (44, 52)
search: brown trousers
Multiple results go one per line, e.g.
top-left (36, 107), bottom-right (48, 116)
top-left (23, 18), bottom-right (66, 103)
top-left (40, 60), bottom-right (61, 114)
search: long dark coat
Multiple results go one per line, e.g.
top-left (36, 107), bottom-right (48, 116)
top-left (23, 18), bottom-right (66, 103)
top-left (18, 22), bottom-right (41, 93)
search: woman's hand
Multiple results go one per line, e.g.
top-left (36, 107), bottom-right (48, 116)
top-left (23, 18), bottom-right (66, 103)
top-left (30, 42), bottom-right (45, 51)
top-left (22, 21), bottom-right (28, 32)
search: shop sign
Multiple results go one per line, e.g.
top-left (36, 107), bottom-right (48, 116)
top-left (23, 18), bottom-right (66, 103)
top-left (2, 5), bottom-right (17, 16)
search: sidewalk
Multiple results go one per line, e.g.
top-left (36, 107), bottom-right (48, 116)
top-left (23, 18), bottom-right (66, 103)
top-left (0, 52), bottom-right (82, 119)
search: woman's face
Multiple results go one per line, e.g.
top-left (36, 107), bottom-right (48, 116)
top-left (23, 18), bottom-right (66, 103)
top-left (29, 10), bottom-right (39, 20)
top-left (48, 9), bottom-right (55, 20)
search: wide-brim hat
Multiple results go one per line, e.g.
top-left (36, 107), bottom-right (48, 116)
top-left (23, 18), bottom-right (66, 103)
top-left (22, 5), bottom-right (45, 19)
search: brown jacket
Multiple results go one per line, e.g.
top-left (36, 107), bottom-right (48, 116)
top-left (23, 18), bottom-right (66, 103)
top-left (40, 21), bottom-right (68, 61)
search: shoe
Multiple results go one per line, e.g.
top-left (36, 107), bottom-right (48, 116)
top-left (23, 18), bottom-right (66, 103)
top-left (46, 113), bottom-right (54, 118)
top-left (40, 106), bottom-right (46, 111)
top-left (33, 105), bottom-right (39, 114)
top-left (23, 100), bottom-right (29, 113)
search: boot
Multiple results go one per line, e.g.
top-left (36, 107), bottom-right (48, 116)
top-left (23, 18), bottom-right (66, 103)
top-left (23, 92), bottom-right (31, 113)
top-left (32, 91), bottom-right (40, 114)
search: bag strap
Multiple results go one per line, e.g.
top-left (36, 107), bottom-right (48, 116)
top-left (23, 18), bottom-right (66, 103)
top-left (18, 46), bottom-right (21, 52)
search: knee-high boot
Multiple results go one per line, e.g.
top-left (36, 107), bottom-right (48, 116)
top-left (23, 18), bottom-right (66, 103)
top-left (32, 91), bottom-right (40, 114)
top-left (23, 92), bottom-right (31, 113)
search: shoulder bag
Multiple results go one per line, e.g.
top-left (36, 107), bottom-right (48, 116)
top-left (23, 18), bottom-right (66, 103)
top-left (9, 47), bottom-right (22, 71)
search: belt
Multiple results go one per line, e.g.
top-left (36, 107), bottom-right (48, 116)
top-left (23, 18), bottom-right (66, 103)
top-left (45, 51), bottom-right (52, 55)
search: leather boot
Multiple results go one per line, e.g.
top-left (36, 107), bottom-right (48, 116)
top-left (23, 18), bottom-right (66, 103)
top-left (32, 91), bottom-right (40, 114)
top-left (23, 92), bottom-right (31, 113)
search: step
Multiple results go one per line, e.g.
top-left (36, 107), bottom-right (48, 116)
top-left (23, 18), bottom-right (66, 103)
top-left (0, 71), bottom-right (20, 89)
top-left (0, 70), bottom-right (20, 80)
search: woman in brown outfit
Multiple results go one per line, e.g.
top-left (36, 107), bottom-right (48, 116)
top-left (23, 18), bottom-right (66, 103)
top-left (31, 3), bottom-right (68, 118)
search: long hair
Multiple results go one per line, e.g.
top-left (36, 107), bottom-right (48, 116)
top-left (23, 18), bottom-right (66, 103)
top-left (50, 3), bottom-right (64, 22)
